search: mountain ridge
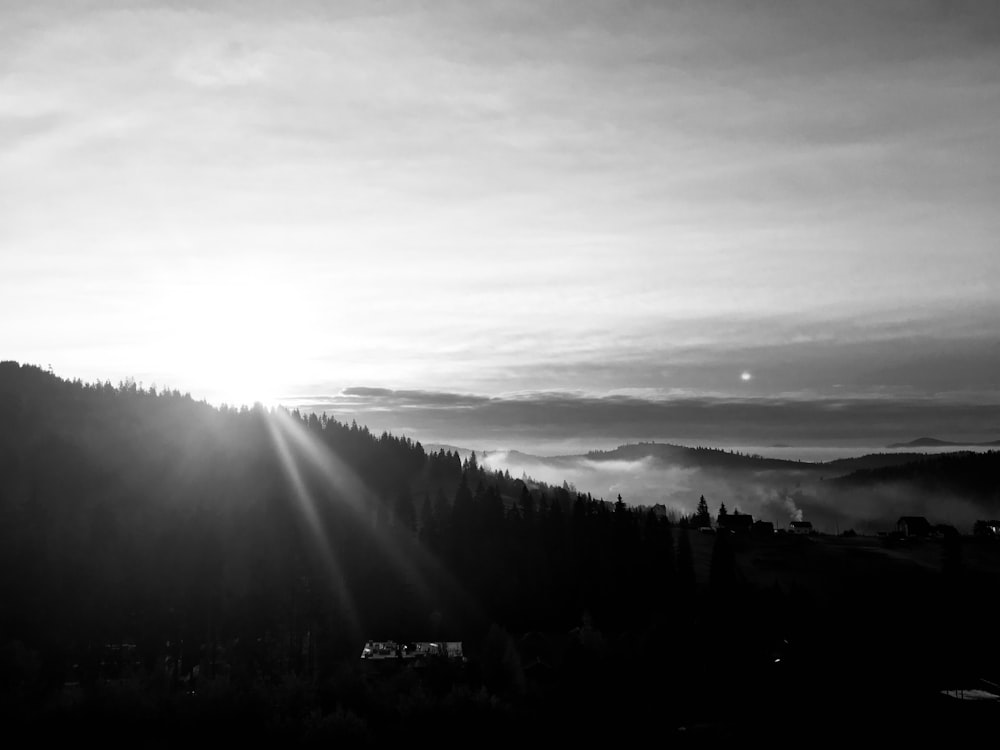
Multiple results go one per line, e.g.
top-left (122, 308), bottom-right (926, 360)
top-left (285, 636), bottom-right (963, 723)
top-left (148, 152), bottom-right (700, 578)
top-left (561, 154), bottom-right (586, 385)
top-left (886, 436), bottom-right (1000, 448)
top-left (482, 441), bottom-right (961, 475)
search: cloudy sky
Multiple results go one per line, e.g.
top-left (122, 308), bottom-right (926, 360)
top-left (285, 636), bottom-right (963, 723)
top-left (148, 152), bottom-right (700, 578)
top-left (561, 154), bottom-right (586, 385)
top-left (3, 0), bottom-right (999, 451)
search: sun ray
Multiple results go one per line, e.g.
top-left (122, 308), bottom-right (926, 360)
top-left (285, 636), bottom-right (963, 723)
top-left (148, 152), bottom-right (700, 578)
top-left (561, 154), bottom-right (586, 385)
top-left (265, 413), bottom-right (362, 635)
top-left (268, 408), bottom-right (482, 629)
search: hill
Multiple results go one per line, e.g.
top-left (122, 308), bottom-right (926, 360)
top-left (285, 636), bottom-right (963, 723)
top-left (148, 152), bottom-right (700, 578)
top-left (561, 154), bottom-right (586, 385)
top-left (494, 441), bottom-right (966, 475)
top-left (581, 442), bottom-right (812, 470)
top-left (833, 450), bottom-right (1000, 508)
top-left (820, 452), bottom-right (932, 472)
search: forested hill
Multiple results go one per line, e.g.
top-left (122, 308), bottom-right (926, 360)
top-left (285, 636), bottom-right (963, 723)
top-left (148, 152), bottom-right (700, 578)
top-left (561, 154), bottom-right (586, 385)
top-left (0, 360), bottom-right (457, 505)
top-left (582, 442), bottom-right (811, 470)
top-left (833, 449), bottom-right (1000, 506)
top-left (578, 442), bottom-right (932, 473)
top-left (0, 362), bottom-right (579, 639)
top-left (0, 362), bottom-right (673, 673)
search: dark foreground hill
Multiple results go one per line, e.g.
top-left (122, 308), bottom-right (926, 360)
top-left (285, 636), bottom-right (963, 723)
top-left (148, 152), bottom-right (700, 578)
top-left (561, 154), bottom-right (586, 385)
top-left (2, 362), bottom-right (999, 746)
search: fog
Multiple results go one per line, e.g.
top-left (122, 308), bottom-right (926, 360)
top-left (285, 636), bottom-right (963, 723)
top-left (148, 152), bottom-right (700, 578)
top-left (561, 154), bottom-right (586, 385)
top-left (481, 449), bottom-right (992, 535)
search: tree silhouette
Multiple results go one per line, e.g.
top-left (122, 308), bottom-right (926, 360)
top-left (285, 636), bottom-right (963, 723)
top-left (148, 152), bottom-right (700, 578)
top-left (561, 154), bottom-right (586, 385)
top-left (694, 495), bottom-right (712, 527)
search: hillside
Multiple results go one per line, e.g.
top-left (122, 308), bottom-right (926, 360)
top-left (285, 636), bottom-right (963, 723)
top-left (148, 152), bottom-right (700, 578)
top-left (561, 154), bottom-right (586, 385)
top-left (0, 362), bottom-right (473, 646)
top-left (0, 362), bottom-right (694, 737)
top-left (834, 450), bottom-right (1000, 508)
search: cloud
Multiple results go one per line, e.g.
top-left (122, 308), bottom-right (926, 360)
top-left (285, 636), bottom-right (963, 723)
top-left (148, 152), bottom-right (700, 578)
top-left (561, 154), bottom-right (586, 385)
top-left (338, 387), bottom-right (490, 409)
top-left (288, 386), bottom-right (1000, 455)
top-left (173, 40), bottom-right (271, 87)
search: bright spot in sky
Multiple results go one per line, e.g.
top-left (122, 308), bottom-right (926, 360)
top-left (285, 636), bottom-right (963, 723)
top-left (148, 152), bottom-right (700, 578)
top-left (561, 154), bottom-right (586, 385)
top-left (145, 262), bottom-right (322, 407)
top-left (741, 371), bottom-right (753, 382)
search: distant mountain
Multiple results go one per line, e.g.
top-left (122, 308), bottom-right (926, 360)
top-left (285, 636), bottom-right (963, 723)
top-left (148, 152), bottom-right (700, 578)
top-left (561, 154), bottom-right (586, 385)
top-left (481, 443), bottom-right (816, 474)
top-left (886, 437), bottom-right (1000, 449)
top-left (580, 442), bottom-right (813, 471)
top-left (485, 441), bottom-right (981, 476)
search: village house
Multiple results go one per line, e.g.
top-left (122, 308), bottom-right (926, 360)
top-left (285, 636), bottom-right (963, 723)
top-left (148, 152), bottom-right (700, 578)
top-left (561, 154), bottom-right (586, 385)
top-left (974, 520), bottom-right (1000, 537)
top-left (360, 640), bottom-right (464, 663)
top-left (897, 516), bottom-right (932, 537)
top-left (717, 513), bottom-right (754, 534)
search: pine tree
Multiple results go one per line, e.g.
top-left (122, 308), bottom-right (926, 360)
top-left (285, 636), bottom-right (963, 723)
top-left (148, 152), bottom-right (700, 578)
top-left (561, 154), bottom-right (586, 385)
top-left (519, 485), bottom-right (536, 524)
top-left (694, 495), bottom-right (711, 527)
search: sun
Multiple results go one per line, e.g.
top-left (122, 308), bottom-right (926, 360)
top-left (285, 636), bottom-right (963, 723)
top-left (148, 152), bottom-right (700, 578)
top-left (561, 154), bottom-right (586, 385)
top-left (197, 354), bottom-right (287, 408)
top-left (741, 371), bottom-right (753, 382)
top-left (152, 263), bottom-right (314, 408)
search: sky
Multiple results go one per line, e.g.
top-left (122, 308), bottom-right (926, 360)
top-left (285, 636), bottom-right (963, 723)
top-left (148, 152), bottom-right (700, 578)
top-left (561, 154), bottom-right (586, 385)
top-left (3, 0), bottom-right (999, 452)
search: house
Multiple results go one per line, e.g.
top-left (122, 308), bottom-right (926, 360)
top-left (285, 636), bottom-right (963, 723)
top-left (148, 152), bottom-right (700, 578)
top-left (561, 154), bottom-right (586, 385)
top-left (897, 516), bottom-right (932, 537)
top-left (360, 640), bottom-right (401, 660)
top-left (973, 520), bottom-right (1000, 537)
top-left (752, 520), bottom-right (775, 536)
top-left (789, 521), bottom-right (813, 535)
top-left (718, 513), bottom-right (754, 534)
top-left (651, 503), bottom-right (668, 519)
top-left (360, 640), bottom-right (463, 662)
